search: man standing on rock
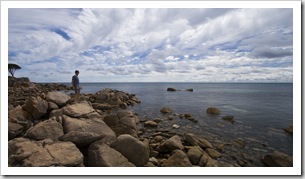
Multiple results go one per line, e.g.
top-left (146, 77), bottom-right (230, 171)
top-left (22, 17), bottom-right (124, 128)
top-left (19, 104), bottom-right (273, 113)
top-left (72, 70), bottom-right (80, 102)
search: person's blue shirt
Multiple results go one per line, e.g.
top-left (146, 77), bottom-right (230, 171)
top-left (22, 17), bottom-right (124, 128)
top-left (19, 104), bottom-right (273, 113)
top-left (72, 75), bottom-right (79, 87)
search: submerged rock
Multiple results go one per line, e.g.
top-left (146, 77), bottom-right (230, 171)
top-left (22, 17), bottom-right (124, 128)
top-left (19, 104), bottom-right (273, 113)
top-left (206, 107), bottom-right (221, 115)
top-left (160, 107), bottom-right (173, 114)
top-left (222, 115), bottom-right (235, 124)
top-left (283, 125), bottom-right (293, 135)
top-left (261, 151), bottom-right (293, 167)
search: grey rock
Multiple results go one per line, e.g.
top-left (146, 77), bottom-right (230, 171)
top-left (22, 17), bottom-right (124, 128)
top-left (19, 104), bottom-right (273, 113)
top-left (110, 134), bottom-right (149, 166)
top-left (161, 150), bottom-right (192, 167)
top-left (88, 143), bottom-right (135, 167)
top-left (157, 135), bottom-right (184, 153)
top-left (25, 119), bottom-right (64, 141)
top-left (46, 91), bottom-right (71, 108)
top-left (261, 151), bottom-right (293, 167)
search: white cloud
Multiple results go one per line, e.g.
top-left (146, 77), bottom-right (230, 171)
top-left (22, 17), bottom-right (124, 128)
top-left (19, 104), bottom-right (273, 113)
top-left (8, 8), bottom-right (293, 82)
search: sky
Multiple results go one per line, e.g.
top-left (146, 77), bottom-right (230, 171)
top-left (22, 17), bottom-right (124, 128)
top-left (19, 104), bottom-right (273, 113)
top-left (8, 8), bottom-right (293, 83)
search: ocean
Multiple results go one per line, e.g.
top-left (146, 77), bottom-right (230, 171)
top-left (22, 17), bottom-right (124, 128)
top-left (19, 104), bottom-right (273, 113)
top-left (65, 82), bottom-right (293, 166)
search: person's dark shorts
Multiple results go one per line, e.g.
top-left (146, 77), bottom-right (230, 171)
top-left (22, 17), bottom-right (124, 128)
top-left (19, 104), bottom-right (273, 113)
top-left (74, 86), bottom-right (80, 94)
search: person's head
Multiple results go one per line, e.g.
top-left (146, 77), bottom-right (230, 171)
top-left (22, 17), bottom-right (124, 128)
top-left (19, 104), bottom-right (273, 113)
top-left (75, 70), bottom-right (79, 76)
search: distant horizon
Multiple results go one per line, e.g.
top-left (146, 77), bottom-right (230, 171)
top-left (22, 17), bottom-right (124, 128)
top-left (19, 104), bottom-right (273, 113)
top-left (9, 75), bottom-right (293, 84)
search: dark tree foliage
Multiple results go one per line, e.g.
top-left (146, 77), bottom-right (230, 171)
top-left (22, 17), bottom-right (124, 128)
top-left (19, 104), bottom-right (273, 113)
top-left (8, 63), bottom-right (21, 78)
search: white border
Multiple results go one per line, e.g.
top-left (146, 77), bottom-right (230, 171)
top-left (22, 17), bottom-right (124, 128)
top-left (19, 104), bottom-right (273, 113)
top-left (1, 0), bottom-right (302, 176)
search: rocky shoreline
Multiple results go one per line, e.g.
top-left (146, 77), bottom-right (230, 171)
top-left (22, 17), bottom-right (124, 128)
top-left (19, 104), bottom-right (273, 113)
top-left (8, 77), bottom-right (293, 167)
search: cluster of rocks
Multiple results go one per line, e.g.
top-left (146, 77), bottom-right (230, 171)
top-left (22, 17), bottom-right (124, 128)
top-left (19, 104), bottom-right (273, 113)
top-left (8, 77), bottom-right (72, 110)
top-left (206, 107), bottom-right (235, 124)
top-left (8, 89), bottom-right (223, 167)
top-left (7, 78), bottom-right (293, 167)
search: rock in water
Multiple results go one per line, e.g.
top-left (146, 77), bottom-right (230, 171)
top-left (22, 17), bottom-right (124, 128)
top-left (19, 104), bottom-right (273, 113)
top-left (222, 115), bottom-right (235, 124)
top-left (261, 151), bottom-right (293, 167)
top-left (160, 107), bottom-right (173, 114)
top-left (283, 126), bottom-right (293, 135)
top-left (206, 107), bottom-right (221, 115)
top-left (172, 124), bottom-right (179, 129)
top-left (167, 88), bottom-right (177, 92)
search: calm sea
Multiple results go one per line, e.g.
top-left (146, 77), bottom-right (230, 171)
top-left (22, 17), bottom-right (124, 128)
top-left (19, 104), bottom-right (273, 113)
top-left (64, 82), bottom-right (293, 165)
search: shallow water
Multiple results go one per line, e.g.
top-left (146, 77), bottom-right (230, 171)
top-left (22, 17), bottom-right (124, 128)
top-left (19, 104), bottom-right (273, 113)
top-left (66, 82), bottom-right (293, 166)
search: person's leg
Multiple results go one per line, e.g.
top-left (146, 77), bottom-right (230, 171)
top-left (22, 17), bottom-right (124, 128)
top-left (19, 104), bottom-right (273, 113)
top-left (75, 87), bottom-right (80, 102)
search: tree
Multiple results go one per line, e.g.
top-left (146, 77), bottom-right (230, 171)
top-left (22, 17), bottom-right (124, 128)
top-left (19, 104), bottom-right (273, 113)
top-left (8, 63), bottom-right (21, 78)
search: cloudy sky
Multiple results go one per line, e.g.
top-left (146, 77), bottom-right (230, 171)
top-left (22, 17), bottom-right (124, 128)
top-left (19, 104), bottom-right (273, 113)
top-left (8, 8), bottom-right (293, 82)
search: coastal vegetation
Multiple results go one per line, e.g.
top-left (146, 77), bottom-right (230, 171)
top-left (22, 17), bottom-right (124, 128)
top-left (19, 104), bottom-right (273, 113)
top-left (8, 63), bottom-right (21, 78)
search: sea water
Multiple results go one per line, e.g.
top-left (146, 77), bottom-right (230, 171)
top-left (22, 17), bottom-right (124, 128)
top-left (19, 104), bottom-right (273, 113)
top-left (66, 82), bottom-right (293, 166)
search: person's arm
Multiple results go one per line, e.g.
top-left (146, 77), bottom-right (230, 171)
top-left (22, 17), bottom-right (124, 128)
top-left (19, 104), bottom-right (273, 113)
top-left (72, 76), bottom-right (75, 88)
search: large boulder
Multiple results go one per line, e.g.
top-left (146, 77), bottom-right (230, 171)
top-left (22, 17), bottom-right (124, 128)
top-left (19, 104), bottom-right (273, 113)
top-left (88, 143), bottom-right (135, 167)
top-left (8, 138), bottom-right (83, 167)
top-left (44, 141), bottom-right (84, 166)
top-left (94, 89), bottom-right (122, 105)
top-left (187, 146), bottom-right (204, 165)
top-left (157, 135), bottom-right (184, 153)
top-left (103, 110), bottom-right (138, 138)
top-left (110, 134), bottom-right (149, 166)
top-left (25, 119), bottom-right (64, 141)
top-left (61, 115), bottom-right (116, 146)
top-left (46, 91), bottom-right (71, 108)
top-left (62, 101), bottom-right (99, 118)
top-left (261, 151), bottom-right (293, 167)
top-left (161, 150), bottom-right (192, 167)
top-left (23, 96), bottom-right (48, 120)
